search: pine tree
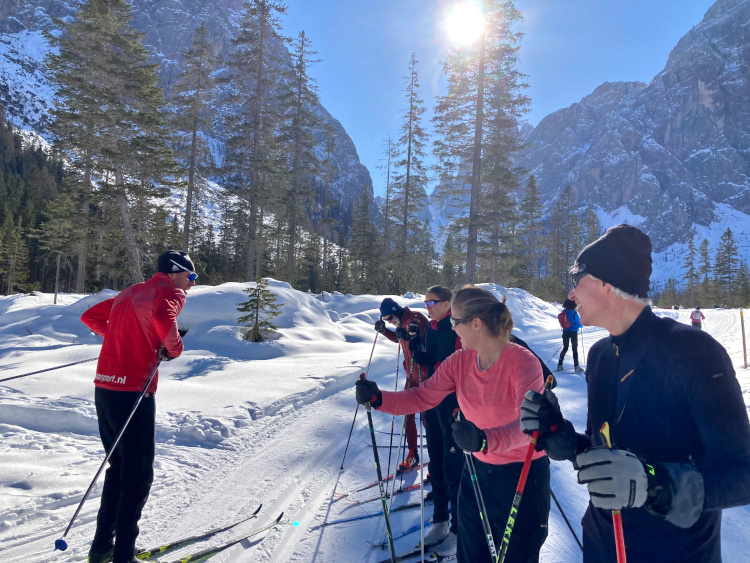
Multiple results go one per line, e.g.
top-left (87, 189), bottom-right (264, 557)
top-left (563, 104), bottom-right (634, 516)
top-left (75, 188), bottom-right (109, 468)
top-left (33, 193), bottom-right (83, 303)
top-left (319, 124), bottom-right (338, 282)
top-left (237, 277), bottom-right (283, 342)
top-left (279, 30), bottom-right (322, 285)
top-left (47, 0), bottom-right (174, 286)
top-left (433, 0), bottom-right (528, 283)
top-left (393, 53), bottom-right (430, 253)
top-left (348, 190), bottom-right (379, 293)
top-left (682, 231), bottom-right (697, 301)
top-left (544, 186), bottom-right (581, 297)
top-left (518, 174), bottom-right (543, 288)
top-left (2, 217), bottom-right (31, 295)
top-left (221, 0), bottom-right (289, 281)
top-left (378, 135), bottom-right (398, 256)
top-left (168, 22), bottom-right (217, 252)
top-left (697, 238), bottom-right (713, 305)
top-left (715, 228), bottom-right (738, 301)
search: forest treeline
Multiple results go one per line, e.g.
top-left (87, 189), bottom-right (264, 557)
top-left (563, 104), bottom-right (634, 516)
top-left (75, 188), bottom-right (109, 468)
top-left (1, 0), bottom-right (748, 307)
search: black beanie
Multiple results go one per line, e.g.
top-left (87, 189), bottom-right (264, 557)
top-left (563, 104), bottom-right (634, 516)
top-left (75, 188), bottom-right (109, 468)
top-left (380, 297), bottom-right (404, 318)
top-left (571, 224), bottom-right (652, 298)
top-left (158, 250), bottom-right (195, 275)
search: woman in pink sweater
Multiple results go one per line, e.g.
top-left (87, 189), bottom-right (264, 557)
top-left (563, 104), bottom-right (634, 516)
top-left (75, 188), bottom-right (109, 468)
top-left (356, 286), bottom-right (550, 562)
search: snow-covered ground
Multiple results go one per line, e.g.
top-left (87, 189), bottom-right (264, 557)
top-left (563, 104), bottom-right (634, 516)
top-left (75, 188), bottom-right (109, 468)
top-left (0, 281), bottom-right (748, 562)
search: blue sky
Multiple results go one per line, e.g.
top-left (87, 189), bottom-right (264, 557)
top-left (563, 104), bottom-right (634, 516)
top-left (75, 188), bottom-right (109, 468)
top-left (282, 0), bottom-right (715, 197)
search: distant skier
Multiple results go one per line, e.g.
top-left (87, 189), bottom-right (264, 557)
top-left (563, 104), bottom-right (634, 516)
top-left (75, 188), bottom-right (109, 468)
top-left (374, 297), bottom-right (428, 471)
top-left (521, 224), bottom-right (750, 562)
top-left (691, 306), bottom-right (705, 329)
top-left (81, 250), bottom-right (195, 563)
top-left (359, 287), bottom-right (550, 563)
top-left (557, 298), bottom-right (583, 372)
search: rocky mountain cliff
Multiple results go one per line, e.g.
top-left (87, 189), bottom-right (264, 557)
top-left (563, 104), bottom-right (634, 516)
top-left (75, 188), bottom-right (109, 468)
top-left (517, 0), bottom-right (750, 254)
top-left (0, 0), bottom-right (372, 218)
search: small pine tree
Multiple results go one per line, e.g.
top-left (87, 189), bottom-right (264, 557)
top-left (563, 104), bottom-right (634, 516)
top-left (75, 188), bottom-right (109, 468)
top-left (237, 277), bottom-right (283, 342)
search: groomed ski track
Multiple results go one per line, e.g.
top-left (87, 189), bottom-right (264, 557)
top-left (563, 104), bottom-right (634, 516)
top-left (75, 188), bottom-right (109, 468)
top-left (1, 307), bottom-right (749, 562)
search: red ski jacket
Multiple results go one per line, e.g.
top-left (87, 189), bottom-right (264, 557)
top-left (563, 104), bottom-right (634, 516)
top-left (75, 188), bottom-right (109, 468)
top-left (382, 306), bottom-right (429, 386)
top-left (81, 273), bottom-right (186, 393)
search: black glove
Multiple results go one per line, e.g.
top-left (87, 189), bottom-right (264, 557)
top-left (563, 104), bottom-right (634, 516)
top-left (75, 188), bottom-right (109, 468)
top-left (355, 378), bottom-right (382, 407)
top-left (408, 335), bottom-right (420, 353)
top-left (408, 320), bottom-right (420, 337)
top-left (452, 418), bottom-right (487, 452)
top-left (520, 389), bottom-right (577, 460)
top-left (395, 327), bottom-right (408, 341)
top-left (374, 319), bottom-right (387, 334)
top-left (575, 448), bottom-right (651, 510)
top-left (158, 345), bottom-right (174, 362)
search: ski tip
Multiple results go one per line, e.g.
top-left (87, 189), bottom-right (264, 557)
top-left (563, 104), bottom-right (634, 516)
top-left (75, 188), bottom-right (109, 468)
top-left (54, 538), bottom-right (68, 551)
top-left (275, 512), bottom-right (284, 523)
top-left (252, 504), bottom-right (263, 515)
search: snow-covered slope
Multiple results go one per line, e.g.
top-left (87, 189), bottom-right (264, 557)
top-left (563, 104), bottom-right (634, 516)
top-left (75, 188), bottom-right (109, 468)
top-left (0, 283), bottom-right (748, 562)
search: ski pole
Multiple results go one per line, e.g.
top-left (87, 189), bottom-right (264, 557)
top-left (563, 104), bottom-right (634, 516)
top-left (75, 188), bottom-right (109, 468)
top-left (579, 328), bottom-right (585, 362)
top-left (454, 409), bottom-right (499, 561)
top-left (550, 488), bottom-right (583, 551)
top-left (55, 358), bottom-right (162, 552)
top-left (418, 366), bottom-right (426, 563)
top-left (0, 357), bottom-right (98, 383)
top-left (498, 374), bottom-right (556, 563)
top-left (545, 342), bottom-right (563, 366)
top-left (600, 422), bottom-right (627, 563)
top-left (385, 345), bottom-right (401, 482)
top-left (339, 330), bottom-right (379, 471)
top-left (361, 372), bottom-right (397, 563)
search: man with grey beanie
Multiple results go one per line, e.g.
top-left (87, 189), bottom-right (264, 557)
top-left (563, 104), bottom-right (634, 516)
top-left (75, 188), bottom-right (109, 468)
top-left (519, 224), bottom-right (750, 562)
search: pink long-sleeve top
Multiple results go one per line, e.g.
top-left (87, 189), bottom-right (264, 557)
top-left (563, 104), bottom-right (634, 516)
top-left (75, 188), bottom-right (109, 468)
top-left (377, 342), bottom-right (546, 465)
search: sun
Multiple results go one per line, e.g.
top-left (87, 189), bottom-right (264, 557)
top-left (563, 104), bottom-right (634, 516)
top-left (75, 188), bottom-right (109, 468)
top-left (446, 1), bottom-right (485, 46)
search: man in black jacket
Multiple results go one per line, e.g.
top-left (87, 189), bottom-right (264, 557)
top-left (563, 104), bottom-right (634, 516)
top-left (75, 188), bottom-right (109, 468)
top-left (520, 224), bottom-right (750, 562)
top-left (410, 285), bottom-right (463, 556)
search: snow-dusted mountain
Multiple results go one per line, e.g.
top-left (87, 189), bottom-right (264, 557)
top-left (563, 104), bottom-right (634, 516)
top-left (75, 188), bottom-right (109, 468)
top-left (0, 0), bottom-right (372, 217)
top-left (517, 0), bottom-right (750, 263)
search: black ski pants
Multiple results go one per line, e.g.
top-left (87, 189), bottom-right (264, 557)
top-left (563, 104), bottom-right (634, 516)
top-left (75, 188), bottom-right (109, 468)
top-left (424, 392), bottom-right (464, 533)
top-left (559, 330), bottom-right (579, 366)
top-left (92, 387), bottom-right (156, 562)
top-left (457, 456), bottom-right (549, 563)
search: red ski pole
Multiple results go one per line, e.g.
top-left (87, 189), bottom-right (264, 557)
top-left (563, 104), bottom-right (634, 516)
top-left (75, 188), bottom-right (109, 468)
top-left (499, 374), bottom-right (556, 563)
top-left (600, 422), bottom-right (627, 563)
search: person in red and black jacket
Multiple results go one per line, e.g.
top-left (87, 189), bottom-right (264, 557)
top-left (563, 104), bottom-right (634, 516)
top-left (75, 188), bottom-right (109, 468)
top-left (374, 297), bottom-right (428, 470)
top-left (81, 250), bottom-right (195, 563)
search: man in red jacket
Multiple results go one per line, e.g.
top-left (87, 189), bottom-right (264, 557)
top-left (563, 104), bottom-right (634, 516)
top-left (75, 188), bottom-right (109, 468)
top-left (81, 250), bottom-right (195, 563)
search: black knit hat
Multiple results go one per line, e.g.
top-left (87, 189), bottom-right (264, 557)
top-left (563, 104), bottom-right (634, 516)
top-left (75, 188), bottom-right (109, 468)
top-left (570, 224), bottom-right (652, 298)
top-left (380, 297), bottom-right (404, 318)
top-left (158, 250), bottom-right (195, 275)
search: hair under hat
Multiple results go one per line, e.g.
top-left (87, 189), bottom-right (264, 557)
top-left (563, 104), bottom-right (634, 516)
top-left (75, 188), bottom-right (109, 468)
top-left (158, 250), bottom-right (195, 275)
top-left (571, 224), bottom-right (652, 298)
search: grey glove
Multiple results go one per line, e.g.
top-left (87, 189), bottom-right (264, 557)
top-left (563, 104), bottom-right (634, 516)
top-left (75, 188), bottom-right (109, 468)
top-left (374, 319), bottom-right (387, 334)
top-left (576, 448), bottom-right (649, 510)
top-left (520, 389), bottom-right (577, 460)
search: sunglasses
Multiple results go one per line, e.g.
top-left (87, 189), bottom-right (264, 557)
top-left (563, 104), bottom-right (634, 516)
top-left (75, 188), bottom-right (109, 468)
top-left (571, 271), bottom-right (586, 289)
top-left (424, 299), bottom-right (447, 307)
top-left (450, 316), bottom-right (473, 328)
top-left (170, 259), bottom-right (198, 282)
top-left (383, 315), bottom-right (396, 322)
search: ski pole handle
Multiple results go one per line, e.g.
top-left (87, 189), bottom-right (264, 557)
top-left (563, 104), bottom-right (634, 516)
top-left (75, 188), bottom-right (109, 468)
top-left (600, 422), bottom-right (627, 563)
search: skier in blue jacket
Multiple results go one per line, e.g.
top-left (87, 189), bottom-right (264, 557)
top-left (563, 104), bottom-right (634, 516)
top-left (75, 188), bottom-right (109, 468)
top-left (557, 298), bottom-right (583, 372)
top-left (520, 224), bottom-right (750, 562)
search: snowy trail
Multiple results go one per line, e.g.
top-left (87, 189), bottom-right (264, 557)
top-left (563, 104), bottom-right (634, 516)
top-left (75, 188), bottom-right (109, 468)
top-left (1, 288), bottom-right (749, 563)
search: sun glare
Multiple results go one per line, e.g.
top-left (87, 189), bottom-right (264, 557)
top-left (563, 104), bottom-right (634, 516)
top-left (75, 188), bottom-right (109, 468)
top-left (446, 1), bottom-right (485, 46)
